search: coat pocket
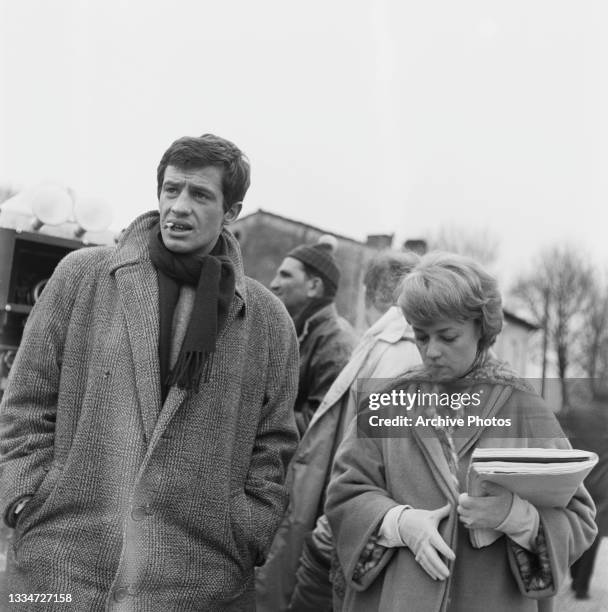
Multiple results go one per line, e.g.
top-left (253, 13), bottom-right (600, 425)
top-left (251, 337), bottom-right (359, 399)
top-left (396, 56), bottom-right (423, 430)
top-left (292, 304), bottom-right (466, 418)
top-left (229, 489), bottom-right (255, 569)
top-left (13, 462), bottom-right (64, 547)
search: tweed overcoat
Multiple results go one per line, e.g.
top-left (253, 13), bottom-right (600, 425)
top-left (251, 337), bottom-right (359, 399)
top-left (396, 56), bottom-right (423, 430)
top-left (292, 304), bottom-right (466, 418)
top-left (0, 211), bottom-right (299, 611)
top-left (326, 365), bottom-right (597, 612)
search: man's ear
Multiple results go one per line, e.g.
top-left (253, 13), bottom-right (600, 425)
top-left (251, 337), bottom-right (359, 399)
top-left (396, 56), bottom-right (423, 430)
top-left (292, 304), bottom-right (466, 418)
top-left (306, 276), bottom-right (325, 299)
top-left (223, 201), bottom-right (242, 225)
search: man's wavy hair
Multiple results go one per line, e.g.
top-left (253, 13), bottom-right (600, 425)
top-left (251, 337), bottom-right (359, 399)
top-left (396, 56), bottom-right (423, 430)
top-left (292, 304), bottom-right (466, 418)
top-left (397, 251), bottom-right (503, 351)
top-left (156, 134), bottom-right (251, 211)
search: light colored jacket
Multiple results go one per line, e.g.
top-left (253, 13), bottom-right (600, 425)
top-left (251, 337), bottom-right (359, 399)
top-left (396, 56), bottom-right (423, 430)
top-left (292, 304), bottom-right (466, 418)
top-left (256, 307), bottom-right (420, 611)
top-left (0, 211), bottom-right (299, 611)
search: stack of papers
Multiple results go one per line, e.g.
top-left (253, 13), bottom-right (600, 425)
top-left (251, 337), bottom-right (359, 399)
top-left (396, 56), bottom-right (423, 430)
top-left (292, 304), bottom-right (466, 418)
top-left (466, 447), bottom-right (598, 548)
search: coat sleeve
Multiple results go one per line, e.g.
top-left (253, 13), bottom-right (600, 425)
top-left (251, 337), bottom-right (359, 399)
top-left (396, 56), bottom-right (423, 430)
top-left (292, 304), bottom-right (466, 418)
top-left (244, 299), bottom-right (300, 565)
top-left (325, 419), bottom-right (400, 591)
top-left (505, 391), bottom-right (598, 599)
top-left (0, 250), bottom-right (87, 526)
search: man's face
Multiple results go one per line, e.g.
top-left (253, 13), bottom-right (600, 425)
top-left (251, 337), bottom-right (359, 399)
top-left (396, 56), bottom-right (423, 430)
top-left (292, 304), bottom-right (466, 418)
top-left (270, 257), bottom-right (316, 316)
top-left (158, 165), bottom-right (241, 255)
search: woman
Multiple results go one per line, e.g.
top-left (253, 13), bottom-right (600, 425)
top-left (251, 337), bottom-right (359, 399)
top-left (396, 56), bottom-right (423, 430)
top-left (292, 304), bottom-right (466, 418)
top-left (325, 252), bottom-right (597, 612)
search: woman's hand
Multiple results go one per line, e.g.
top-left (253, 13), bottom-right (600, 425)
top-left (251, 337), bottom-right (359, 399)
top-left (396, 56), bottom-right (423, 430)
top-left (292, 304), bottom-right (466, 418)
top-left (397, 503), bottom-right (455, 581)
top-left (457, 482), bottom-right (514, 530)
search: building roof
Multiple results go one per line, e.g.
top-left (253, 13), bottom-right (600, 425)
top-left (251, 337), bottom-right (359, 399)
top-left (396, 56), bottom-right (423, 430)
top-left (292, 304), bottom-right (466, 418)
top-left (235, 208), bottom-right (370, 247)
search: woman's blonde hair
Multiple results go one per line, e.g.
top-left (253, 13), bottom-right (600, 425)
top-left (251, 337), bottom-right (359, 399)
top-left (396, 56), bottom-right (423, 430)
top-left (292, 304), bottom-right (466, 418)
top-left (397, 251), bottom-right (503, 350)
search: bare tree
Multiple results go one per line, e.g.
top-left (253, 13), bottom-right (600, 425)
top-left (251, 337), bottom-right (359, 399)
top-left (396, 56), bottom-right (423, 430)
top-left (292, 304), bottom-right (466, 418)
top-left (575, 273), bottom-right (608, 397)
top-left (511, 245), bottom-right (594, 410)
top-left (426, 225), bottom-right (500, 265)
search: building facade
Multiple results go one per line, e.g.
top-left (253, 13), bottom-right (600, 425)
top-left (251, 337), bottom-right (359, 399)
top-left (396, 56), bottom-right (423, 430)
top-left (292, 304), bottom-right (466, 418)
top-left (232, 209), bottom-right (539, 375)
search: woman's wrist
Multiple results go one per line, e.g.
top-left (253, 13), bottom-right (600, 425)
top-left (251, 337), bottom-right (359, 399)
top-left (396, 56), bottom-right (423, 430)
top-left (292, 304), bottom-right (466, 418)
top-left (378, 505), bottom-right (411, 547)
top-left (495, 493), bottom-right (540, 551)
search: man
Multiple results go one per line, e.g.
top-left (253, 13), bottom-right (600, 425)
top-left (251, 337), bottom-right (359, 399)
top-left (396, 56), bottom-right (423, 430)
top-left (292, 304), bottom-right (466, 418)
top-left (559, 394), bottom-right (608, 600)
top-left (257, 251), bottom-right (421, 611)
top-left (0, 134), bottom-right (299, 610)
top-left (270, 238), bottom-right (357, 436)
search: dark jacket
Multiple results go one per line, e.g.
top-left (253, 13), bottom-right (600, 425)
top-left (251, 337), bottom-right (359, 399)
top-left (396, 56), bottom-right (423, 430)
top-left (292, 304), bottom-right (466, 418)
top-left (559, 399), bottom-right (608, 536)
top-left (0, 211), bottom-right (299, 611)
top-left (294, 303), bottom-right (357, 435)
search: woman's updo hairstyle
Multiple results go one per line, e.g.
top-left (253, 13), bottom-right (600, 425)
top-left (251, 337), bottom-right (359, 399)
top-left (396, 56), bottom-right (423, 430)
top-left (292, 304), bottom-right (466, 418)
top-left (396, 251), bottom-right (503, 351)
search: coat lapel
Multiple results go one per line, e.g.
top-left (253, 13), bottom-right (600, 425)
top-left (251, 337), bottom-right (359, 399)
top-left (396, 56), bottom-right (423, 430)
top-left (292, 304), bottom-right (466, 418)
top-left (147, 385), bottom-right (188, 452)
top-left (455, 385), bottom-right (513, 457)
top-left (114, 262), bottom-right (162, 443)
top-left (108, 212), bottom-right (247, 447)
top-left (148, 286), bottom-right (246, 450)
top-left (411, 425), bottom-right (460, 503)
top-left (308, 308), bottom-right (410, 429)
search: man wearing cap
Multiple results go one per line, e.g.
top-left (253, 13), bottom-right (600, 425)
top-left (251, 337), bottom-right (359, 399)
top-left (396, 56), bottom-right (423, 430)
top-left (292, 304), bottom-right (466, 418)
top-left (0, 134), bottom-right (299, 610)
top-left (270, 238), bottom-right (357, 437)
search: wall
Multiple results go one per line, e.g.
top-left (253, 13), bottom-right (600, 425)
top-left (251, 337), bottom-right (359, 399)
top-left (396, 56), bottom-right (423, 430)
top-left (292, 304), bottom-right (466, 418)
top-left (493, 317), bottom-right (537, 377)
top-left (233, 211), bottom-right (377, 330)
top-left (232, 211), bottom-right (540, 373)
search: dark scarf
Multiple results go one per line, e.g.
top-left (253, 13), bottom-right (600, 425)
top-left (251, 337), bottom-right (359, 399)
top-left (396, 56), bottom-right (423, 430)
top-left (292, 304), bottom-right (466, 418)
top-left (293, 297), bottom-right (334, 337)
top-left (148, 223), bottom-right (235, 395)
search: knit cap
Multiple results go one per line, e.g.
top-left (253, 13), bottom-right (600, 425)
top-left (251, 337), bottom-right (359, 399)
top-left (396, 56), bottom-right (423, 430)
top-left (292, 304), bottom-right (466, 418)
top-left (287, 235), bottom-right (340, 296)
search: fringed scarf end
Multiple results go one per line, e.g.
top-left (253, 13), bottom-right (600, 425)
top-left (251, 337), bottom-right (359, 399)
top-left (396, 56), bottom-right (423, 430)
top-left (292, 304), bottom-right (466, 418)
top-left (167, 350), bottom-right (214, 393)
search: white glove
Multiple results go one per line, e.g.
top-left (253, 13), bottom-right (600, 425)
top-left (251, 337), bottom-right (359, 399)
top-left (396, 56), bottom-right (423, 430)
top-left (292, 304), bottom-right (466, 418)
top-left (457, 482), bottom-right (513, 530)
top-left (397, 503), bottom-right (455, 581)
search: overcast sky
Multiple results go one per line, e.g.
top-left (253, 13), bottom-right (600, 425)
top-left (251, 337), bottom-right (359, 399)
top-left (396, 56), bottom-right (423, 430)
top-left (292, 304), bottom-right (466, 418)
top-left (1, 0), bottom-right (607, 290)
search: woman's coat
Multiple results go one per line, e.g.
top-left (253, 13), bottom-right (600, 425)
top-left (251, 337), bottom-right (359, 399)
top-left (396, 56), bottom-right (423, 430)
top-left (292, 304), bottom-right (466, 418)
top-left (326, 369), bottom-right (597, 612)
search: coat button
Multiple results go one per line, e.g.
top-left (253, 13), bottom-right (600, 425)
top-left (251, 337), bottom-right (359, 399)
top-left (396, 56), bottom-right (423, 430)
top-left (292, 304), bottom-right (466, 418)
top-left (113, 587), bottom-right (129, 602)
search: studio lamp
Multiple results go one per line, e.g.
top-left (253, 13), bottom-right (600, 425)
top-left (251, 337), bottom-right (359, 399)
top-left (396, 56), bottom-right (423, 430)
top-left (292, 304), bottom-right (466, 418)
top-left (29, 183), bottom-right (73, 230)
top-left (73, 196), bottom-right (112, 238)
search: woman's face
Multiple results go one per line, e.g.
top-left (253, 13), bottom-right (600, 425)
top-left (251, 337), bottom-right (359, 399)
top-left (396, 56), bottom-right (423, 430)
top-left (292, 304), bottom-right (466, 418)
top-left (412, 318), bottom-right (481, 380)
